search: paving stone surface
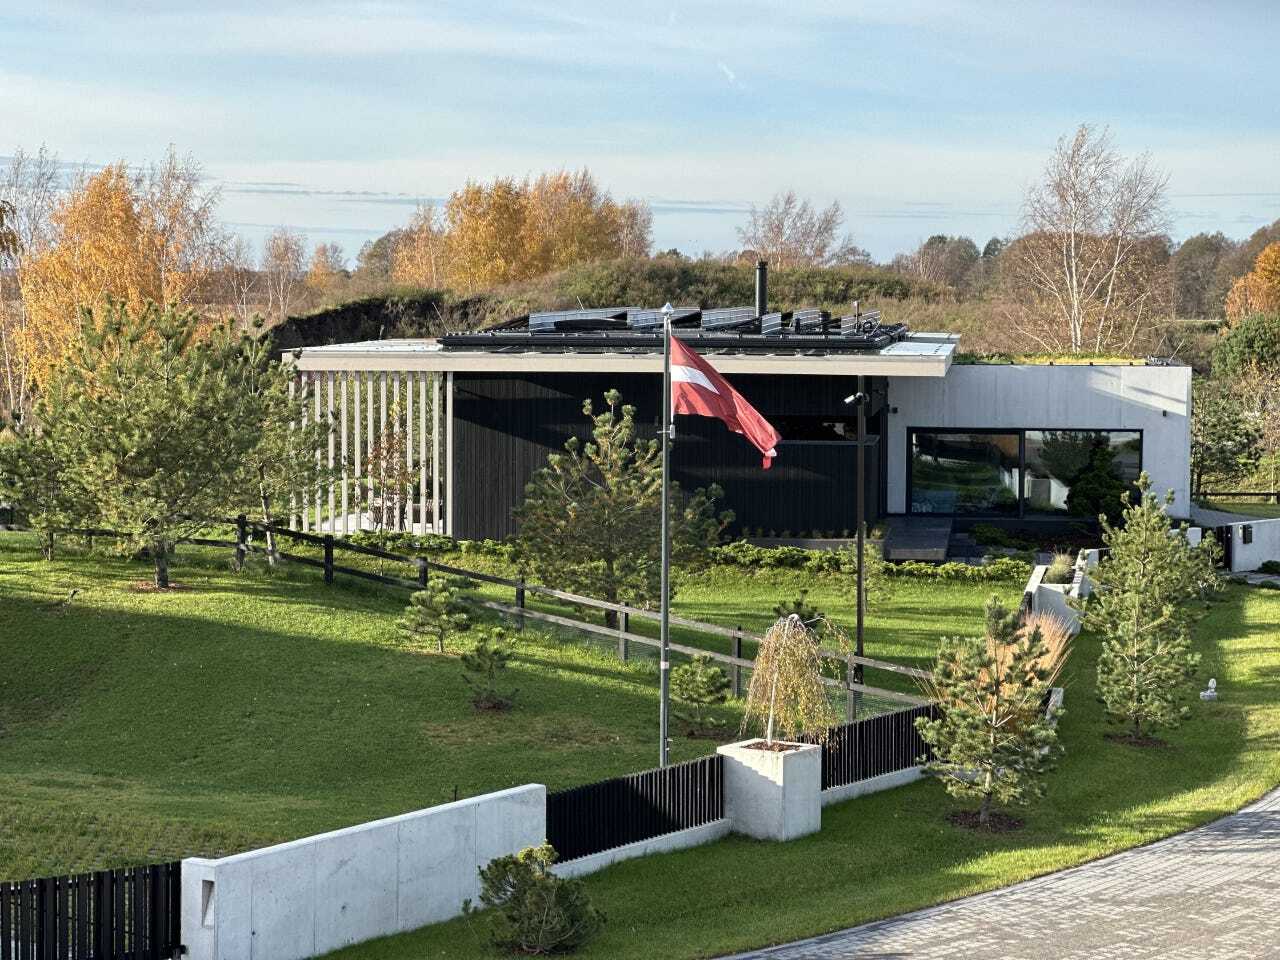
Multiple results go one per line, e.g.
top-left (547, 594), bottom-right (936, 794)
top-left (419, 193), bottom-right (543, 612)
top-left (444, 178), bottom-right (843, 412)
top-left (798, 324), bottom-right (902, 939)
top-left (725, 787), bottom-right (1280, 959)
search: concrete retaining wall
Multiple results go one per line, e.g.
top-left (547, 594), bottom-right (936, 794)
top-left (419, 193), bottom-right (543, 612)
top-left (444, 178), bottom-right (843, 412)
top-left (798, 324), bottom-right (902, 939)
top-left (1218, 518), bottom-right (1280, 572)
top-left (181, 784), bottom-right (545, 960)
top-left (821, 766), bottom-right (924, 806)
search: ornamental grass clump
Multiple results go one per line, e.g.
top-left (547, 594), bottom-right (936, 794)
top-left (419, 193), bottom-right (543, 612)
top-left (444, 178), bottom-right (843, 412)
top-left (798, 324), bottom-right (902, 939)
top-left (1043, 552), bottom-right (1076, 585)
top-left (915, 598), bottom-right (1069, 829)
top-left (741, 614), bottom-right (838, 746)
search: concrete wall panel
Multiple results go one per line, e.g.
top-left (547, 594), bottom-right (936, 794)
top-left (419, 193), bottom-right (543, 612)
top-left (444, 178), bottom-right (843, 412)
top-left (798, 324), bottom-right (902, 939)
top-left (886, 364), bottom-right (1192, 517)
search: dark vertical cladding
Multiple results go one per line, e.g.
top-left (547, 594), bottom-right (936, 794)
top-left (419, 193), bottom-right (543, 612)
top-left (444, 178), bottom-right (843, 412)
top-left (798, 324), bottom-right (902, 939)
top-left (754, 259), bottom-right (768, 317)
top-left (453, 371), bottom-right (885, 541)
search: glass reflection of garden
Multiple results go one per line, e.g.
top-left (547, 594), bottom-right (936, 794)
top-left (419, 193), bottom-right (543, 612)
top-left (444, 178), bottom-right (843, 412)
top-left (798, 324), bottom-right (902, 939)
top-left (910, 429), bottom-right (1140, 519)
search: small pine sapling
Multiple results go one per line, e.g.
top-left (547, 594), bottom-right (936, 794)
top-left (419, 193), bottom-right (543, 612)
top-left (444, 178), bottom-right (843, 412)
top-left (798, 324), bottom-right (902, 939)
top-left (671, 654), bottom-right (730, 736)
top-left (397, 575), bottom-right (470, 653)
top-left (916, 598), bottom-right (1068, 829)
top-left (1079, 473), bottom-right (1221, 743)
top-left (464, 843), bottom-right (604, 955)
top-left (773, 589), bottom-right (823, 624)
top-left (461, 627), bottom-right (518, 710)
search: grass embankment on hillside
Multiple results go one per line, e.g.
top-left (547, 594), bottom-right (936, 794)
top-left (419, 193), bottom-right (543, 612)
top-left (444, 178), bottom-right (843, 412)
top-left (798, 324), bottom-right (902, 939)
top-left (0, 533), bottom-right (1012, 879)
top-left (331, 580), bottom-right (1280, 960)
top-left (1201, 499), bottom-right (1280, 520)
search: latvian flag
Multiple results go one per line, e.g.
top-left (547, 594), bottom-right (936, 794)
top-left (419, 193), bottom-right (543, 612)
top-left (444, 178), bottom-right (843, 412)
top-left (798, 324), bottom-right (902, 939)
top-left (670, 336), bottom-right (782, 469)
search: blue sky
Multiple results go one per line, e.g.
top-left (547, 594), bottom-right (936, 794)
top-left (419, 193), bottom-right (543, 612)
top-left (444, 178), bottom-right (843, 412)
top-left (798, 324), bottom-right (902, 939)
top-left (2, 1), bottom-right (1278, 262)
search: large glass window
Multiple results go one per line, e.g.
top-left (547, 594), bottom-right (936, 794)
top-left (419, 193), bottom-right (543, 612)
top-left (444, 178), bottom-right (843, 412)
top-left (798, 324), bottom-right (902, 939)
top-left (1024, 430), bottom-right (1141, 517)
top-left (910, 432), bottom-right (1020, 515)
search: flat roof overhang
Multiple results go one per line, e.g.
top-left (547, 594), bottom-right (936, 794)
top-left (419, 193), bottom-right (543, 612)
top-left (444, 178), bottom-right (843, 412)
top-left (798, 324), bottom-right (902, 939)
top-left (291, 333), bottom-right (959, 378)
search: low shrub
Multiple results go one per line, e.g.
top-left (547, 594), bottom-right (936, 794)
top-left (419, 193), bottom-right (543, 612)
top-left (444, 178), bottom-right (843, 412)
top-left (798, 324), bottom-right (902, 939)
top-left (1260, 580), bottom-right (1280, 591)
top-left (888, 557), bottom-right (1033, 582)
top-left (465, 844), bottom-right (604, 955)
top-left (1258, 560), bottom-right (1280, 575)
top-left (970, 523), bottom-right (1035, 551)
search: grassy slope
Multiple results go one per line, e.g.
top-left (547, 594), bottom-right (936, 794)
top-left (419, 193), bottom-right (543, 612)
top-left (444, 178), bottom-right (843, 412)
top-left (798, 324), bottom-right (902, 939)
top-left (332, 583), bottom-right (1280, 960)
top-left (1201, 499), bottom-right (1280, 520)
top-left (0, 533), bottom-right (1013, 879)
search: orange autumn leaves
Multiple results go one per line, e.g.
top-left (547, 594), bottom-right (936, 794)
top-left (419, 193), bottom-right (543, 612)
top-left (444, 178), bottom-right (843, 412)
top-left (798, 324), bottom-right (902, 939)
top-left (391, 169), bottom-right (651, 294)
top-left (1225, 242), bottom-right (1280, 323)
top-left (17, 154), bottom-right (222, 387)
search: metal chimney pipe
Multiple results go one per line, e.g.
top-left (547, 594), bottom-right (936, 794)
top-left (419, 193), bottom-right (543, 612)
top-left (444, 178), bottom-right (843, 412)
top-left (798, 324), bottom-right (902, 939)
top-left (755, 260), bottom-right (768, 317)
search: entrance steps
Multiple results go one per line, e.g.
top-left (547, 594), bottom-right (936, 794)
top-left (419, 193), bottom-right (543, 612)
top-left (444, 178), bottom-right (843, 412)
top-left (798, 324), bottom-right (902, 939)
top-left (882, 517), bottom-right (953, 562)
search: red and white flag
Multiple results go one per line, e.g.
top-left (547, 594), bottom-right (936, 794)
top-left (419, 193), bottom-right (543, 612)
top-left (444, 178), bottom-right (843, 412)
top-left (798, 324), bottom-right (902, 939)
top-left (670, 336), bottom-right (782, 468)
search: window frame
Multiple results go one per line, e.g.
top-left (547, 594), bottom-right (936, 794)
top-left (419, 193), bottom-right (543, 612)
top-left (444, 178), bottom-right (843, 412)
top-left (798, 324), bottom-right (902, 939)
top-left (906, 426), bottom-right (1144, 519)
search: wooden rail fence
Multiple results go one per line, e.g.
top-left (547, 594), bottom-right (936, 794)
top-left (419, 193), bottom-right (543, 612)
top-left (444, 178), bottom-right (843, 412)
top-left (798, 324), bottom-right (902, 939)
top-left (51, 517), bottom-right (929, 706)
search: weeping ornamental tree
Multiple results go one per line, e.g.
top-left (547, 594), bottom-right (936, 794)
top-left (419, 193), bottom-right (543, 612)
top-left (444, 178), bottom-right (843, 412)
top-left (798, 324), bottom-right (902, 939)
top-left (741, 614), bottom-right (837, 746)
top-left (916, 599), bottom-right (1068, 827)
top-left (513, 390), bottom-right (729, 620)
top-left (1080, 473), bottom-right (1221, 742)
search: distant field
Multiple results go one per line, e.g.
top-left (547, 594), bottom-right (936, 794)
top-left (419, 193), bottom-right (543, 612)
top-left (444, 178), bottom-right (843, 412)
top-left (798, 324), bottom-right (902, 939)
top-left (0, 532), bottom-right (1010, 879)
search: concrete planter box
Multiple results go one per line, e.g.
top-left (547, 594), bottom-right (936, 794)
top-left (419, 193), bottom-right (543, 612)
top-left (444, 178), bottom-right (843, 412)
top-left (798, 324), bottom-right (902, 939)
top-left (717, 739), bottom-right (822, 841)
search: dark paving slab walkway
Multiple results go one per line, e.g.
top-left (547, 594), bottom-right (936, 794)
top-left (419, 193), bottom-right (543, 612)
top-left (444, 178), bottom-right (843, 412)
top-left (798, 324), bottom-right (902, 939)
top-left (724, 787), bottom-right (1280, 959)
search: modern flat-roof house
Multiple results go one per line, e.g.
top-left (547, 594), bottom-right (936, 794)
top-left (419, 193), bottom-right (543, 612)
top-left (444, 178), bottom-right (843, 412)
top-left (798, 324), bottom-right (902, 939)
top-left (290, 271), bottom-right (1191, 547)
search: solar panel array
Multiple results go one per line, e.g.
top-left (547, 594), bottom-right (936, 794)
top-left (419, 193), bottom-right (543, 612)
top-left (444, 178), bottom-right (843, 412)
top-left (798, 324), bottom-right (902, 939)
top-left (442, 304), bottom-right (907, 353)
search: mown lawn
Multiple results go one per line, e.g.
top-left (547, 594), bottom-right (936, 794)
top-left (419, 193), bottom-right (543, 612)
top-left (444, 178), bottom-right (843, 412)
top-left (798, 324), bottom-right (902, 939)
top-left (331, 580), bottom-right (1280, 960)
top-left (0, 532), bottom-right (1012, 879)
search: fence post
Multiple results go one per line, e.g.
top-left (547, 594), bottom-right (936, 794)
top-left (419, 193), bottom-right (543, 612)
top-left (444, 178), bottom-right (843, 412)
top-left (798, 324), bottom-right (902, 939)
top-left (416, 557), bottom-right (429, 589)
top-left (516, 576), bottom-right (526, 632)
top-left (235, 514), bottom-right (248, 570)
top-left (323, 535), bottom-right (334, 585)
top-left (618, 610), bottom-right (629, 661)
top-left (732, 626), bottom-right (743, 698)
top-left (846, 652), bottom-right (856, 721)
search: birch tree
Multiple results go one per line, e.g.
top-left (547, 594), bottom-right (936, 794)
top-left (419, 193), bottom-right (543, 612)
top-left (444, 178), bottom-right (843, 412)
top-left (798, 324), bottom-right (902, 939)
top-left (1005, 125), bottom-right (1170, 354)
top-left (261, 227), bottom-right (306, 321)
top-left (737, 191), bottom-right (867, 268)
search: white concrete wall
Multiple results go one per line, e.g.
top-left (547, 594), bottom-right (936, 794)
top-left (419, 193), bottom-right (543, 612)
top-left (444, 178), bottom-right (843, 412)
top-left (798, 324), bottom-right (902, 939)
top-left (886, 364), bottom-right (1192, 517)
top-left (1220, 518), bottom-right (1280, 572)
top-left (821, 766), bottom-right (924, 806)
top-left (182, 785), bottom-right (545, 960)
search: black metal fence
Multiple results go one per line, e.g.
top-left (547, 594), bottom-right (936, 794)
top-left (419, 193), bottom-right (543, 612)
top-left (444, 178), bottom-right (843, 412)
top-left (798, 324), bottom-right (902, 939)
top-left (811, 703), bottom-right (938, 791)
top-left (546, 754), bottom-right (723, 863)
top-left (0, 862), bottom-right (181, 960)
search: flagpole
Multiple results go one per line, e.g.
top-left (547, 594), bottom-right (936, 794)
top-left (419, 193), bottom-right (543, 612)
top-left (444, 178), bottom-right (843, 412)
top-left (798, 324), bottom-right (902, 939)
top-left (659, 302), bottom-right (674, 767)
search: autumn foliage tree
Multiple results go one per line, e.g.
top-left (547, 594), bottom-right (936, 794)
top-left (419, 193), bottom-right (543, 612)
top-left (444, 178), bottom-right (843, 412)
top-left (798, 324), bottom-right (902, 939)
top-left (17, 150), bottom-right (223, 386)
top-left (392, 170), bottom-right (652, 294)
top-left (1224, 242), bottom-right (1280, 322)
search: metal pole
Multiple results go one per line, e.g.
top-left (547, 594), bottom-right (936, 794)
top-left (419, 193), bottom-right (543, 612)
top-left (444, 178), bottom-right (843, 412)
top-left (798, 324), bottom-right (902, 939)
top-left (844, 375), bottom-right (869, 722)
top-left (659, 303), bottom-right (674, 767)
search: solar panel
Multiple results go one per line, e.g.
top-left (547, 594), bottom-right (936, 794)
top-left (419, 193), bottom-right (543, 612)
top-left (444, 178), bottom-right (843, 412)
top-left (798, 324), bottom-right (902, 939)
top-left (528, 309), bottom-right (627, 332)
top-left (792, 308), bottom-right (828, 333)
top-left (760, 312), bottom-right (784, 336)
top-left (628, 307), bottom-right (700, 330)
top-left (701, 306), bottom-right (756, 331)
top-left (840, 310), bottom-right (882, 337)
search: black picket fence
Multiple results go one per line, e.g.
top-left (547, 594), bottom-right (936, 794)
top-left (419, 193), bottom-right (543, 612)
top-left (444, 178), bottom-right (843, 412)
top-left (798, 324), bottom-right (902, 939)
top-left (810, 703), bottom-right (938, 791)
top-left (0, 862), bottom-right (181, 960)
top-left (546, 754), bottom-right (724, 863)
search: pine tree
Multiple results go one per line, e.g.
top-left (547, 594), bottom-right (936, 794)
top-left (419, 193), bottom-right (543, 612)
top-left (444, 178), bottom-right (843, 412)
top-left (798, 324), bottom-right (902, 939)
top-left (461, 627), bottom-right (517, 710)
top-left (838, 541), bottom-right (890, 617)
top-left (916, 598), bottom-right (1065, 827)
top-left (513, 390), bottom-right (729, 623)
top-left (23, 302), bottom-right (263, 586)
top-left (398, 575), bottom-right (471, 653)
top-left (671, 654), bottom-right (730, 733)
top-left (773, 590), bottom-right (823, 623)
top-left (1081, 473), bottom-right (1220, 741)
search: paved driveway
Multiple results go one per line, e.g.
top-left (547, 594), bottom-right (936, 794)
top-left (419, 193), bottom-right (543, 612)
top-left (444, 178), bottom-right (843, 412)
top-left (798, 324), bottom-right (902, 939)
top-left (725, 788), bottom-right (1280, 959)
